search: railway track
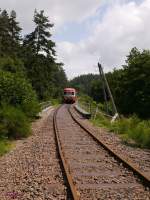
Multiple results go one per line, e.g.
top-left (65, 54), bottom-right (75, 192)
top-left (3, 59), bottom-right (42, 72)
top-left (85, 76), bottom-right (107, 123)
top-left (53, 104), bottom-right (150, 200)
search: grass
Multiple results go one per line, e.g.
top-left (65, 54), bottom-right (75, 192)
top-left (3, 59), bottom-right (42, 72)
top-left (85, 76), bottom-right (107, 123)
top-left (0, 138), bottom-right (12, 156)
top-left (91, 113), bottom-right (150, 149)
top-left (51, 98), bottom-right (61, 107)
top-left (78, 96), bottom-right (150, 149)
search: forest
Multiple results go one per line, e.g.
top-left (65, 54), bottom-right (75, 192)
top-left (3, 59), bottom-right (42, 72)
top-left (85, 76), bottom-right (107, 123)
top-left (0, 8), bottom-right (150, 151)
top-left (70, 48), bottom-right (150, 148)
top-left (70, 47), bottom-right (150, 119)
top-left (0, 8), bottom-right (67, 147)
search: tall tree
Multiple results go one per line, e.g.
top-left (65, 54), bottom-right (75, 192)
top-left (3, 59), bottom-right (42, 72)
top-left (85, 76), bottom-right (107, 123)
top-left (24, 10), bottom-right (55, 56)
top-left (121, 48), bottom-right (150, 118)
top-left (0, 9), bottom-right (22, 57)
top-left (23, 10), bottom-right (67, 100)
top-left (9, 10), bottom-right (22, 53)
top-left (0, 10), bottom-right (10, 56)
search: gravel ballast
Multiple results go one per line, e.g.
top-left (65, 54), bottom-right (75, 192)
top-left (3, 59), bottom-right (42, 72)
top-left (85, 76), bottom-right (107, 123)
top-left (72, 106), bottom-right (150, 179)
top-left (56, 105), bottom-right (150, 199)
top-left (0, 107), bottom-right (68, 200)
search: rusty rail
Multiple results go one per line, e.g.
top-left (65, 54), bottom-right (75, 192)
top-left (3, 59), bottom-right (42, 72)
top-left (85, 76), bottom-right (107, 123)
top-left (69, 105), bottom-right (150, 188)
top-left (53, 106), bottom-right (80, 200)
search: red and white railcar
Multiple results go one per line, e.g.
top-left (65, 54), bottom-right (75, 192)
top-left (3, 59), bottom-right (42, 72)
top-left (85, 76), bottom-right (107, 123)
top-left (63, 88), bottom-right (76, 103)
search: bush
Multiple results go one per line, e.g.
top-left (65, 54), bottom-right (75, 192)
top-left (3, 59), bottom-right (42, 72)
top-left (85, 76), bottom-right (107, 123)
top-left (92, 112), bottom-right (150, 149)
top-left (0, 57), bottom-right (25, 75)
top-left (0, 70), bottom-right (40, 118)
top-left (128, 121), bottom-right (150, 148)
top-left (92, 112), bottom-right (111, 128)
top-left (0, 105), bottom-right (31, 138)
top-left (0, 139), bottom-right (11, 156)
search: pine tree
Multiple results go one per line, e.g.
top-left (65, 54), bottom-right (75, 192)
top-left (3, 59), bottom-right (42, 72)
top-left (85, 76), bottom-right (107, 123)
top-left (9, 10), bottom-right (22, 43)
top-left (24, 10), bottom-right (55, 57)
top-left (22, 10), bottom-right (68, 100)
top-left (0, 9), bottom-right (22, 56)
top-left (0, 10), bottom-right (10, 56)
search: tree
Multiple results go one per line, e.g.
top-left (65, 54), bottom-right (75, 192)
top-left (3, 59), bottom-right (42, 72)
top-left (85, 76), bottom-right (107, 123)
top-left (0, 9), bottom-right (22, 57)
top-left (23, 10), bottom-right (67, 100)
top-left (121, 48), bottom-right (150, 118)
top-left (9, 10), bottom-right (22, 54)
top-left (70, 74), bottom-right (99, 96)
top-left (0, 56), bottom-right (25, 76)
top-left (24, 10), bottom-right (55, 56)
top-left (0, 8), bottom-right (68, 141)
top-left (0, 70), bottom-right (40, 118)
top-left (0, 10), bottom-right (10, 56)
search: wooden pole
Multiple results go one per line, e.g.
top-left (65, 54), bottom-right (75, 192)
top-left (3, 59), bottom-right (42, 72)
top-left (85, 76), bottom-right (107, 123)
top-left (98, 63), bottom-right (109, 114)
top-left (98, 62), bottom-right (118, 115)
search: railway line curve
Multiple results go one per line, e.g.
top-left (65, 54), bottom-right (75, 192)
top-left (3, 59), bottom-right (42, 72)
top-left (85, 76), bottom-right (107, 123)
top-left (53, 104), bottom-right (150, 200)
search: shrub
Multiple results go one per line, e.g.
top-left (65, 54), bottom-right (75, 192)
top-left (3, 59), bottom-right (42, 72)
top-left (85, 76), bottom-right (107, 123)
top-left (92, 113), bottom-right (150, 149)
top-left (0, 57), bottom-right (26, 76)
top-left (0, 105), bottom-right (31, 138)
top-left (0, 71), bottom-right (40, 118)
top-left (0, 139), bottom-right (11, 156)
top-left (111, 116), bottom-right (139, 133)
top-left (128, 121), bottom-right (150, 148)
top-left (92, 112), bottom-right (111, 128)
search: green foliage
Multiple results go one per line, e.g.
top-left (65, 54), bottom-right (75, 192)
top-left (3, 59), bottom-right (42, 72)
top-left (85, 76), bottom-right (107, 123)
top-left (0, 9), bottom-right (67, 155)
top-left (0, 139), bottom-right (11, 156)
top-left (51, 98), bottom-right (61, 106)
top-left (79, 94), bottom-right (150, 149)
top-left (107, 48), bottom-right (150, 118)
top-left (0, 56), bottom-right (25, 75)
top-left (0, 71), bottom-right (40, 117)
top-left (71, 47), bottom-right (150, 119)
top-left (70, 74), bottom-right (99, 96)
top-left (0, 105), bottom-right (31, 138)
top-left (92, 113), bottom-right (111, 128)
top-left (90, 79), bottom-right (105, 102)
top-left (92, 114), bottom-right (150, 149)
top-left (23, 55), bottom-right (67, 100)
top-left (0, 8), bottom-right (67, 155)
top-left (23, 10), bottom-right (67, 100)
top-left (0, 9), bottom-right (22, 57)
top-left (0, 9), bottom-right (67, 103)
top-left (127, 120), bottom-right (150, 148)
top-left (24, 10), bottom-right (55, 56)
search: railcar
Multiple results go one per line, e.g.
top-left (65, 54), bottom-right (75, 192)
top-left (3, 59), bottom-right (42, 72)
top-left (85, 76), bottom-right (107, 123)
top-left (63, 88), bottom-right (76, 104)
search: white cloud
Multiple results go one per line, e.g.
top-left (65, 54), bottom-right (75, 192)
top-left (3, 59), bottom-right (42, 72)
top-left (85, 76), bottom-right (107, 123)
top-left (0, 0), bottom-right (101, 34)
top-left (0, 0), bottom-right (150, 79)
top-left (56, 0), bottom-right (150, 79)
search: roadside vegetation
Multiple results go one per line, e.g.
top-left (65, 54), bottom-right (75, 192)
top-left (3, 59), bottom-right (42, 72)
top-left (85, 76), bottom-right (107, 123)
top-left (70, 48), bottom-right (150, 119)
top-left (70, 48), bottom-right (150, 149)
top-left (77, 94), bottom-right (150, 149)
top-left (0, 9), bottom-right (67, 156)
top-left (0, 139), bottom-right (12, 156)
top-left (92, 113), bottom-right (150, 149)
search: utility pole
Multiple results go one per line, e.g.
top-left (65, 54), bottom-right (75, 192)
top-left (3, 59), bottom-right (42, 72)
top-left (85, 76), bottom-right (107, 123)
top-left (98, 62), bottom-right (118, 116)
top-left (98, 63), bottom-right (109, 114)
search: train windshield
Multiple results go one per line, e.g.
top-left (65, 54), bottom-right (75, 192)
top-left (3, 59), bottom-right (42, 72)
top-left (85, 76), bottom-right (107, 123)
top-left (64, 91), bottom-right (75, 96)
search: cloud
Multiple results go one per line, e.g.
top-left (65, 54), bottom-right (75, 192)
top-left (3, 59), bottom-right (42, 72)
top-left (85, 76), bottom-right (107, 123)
top-left (0, 0), bottom-right (101, 34)
top-left (0, 0), bottom-right (149, 79)
top-left (56, 0), bottom-right (150, 79)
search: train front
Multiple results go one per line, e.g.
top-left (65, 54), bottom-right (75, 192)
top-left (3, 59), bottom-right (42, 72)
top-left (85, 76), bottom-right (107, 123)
top-left (63, 88), bottom-right (76, 104)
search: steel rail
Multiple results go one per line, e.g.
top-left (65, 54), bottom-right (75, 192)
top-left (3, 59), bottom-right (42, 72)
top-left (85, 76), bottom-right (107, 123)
top-left (69, 105), bottom-right (150, 188)
top-left (53, 105), bottom-right (80, 200)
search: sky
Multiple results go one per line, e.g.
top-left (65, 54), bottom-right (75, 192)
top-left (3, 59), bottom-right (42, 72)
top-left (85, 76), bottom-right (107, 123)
top-left (0, 0), bottom-right (150, 79)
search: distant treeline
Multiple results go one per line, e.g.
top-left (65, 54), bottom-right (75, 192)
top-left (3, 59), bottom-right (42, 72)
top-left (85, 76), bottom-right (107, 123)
top-left (70, 48), bottom-right (150, 119)
top-left (0, 9), bottom-right (67, 139)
